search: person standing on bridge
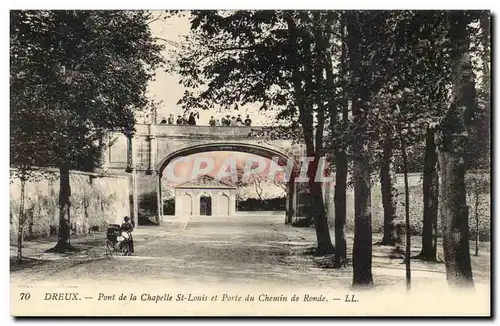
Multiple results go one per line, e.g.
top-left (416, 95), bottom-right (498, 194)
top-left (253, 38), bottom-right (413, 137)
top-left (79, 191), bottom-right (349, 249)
top-left (244, 114), bottom-right (252, 126)
top-left (236, 114), bottom-right (243, 125)
top-left (167, 114), bottom-right (174, 124)
top-left (209, 116), bottom-right (216, 126)
top-left (188, 112), bottom-right (196, 125)
top-left (176, 115), bottom-right (183, 125)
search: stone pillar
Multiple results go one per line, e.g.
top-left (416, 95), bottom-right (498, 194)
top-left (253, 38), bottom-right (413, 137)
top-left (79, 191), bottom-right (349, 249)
top-left (193, 193), bottom-right (200, 216)
top-left (174, 190), bottom-right (180, 217)
top-left (229, 191), bottom-right (236, 216)
top-left (125, 133), bottom-right (134, 173)
top-left (292, 181), bottom-right (298, 223)
top-left (100, 134), bottom-right (110, 170)
top-left (156, 173), bottom-right (162, 224)
top-left (124, 132), bottom-right (139, 226)
top-left (146, 124), bottom-right (156, 175)
top-left (286, 177), bottom-right (296, 224)
top-left (131, 172), bottom-right (139, 227)
top-left (136, 173), bottom-right (159, 224)
top-left (213, 192), bottom-right (219, 216)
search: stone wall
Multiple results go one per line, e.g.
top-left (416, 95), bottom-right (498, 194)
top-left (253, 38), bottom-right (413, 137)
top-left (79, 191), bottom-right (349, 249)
top-left (10, 169), bottom-right (131, 243)
top-left (324, 172), bottom-right (491, 238)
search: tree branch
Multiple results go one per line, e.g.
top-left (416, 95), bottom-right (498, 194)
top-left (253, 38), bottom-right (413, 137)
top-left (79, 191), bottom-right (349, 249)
top-left (153, 37), bottom-right (180, 47)
top-left (147, 11), bottom-right (164, 25)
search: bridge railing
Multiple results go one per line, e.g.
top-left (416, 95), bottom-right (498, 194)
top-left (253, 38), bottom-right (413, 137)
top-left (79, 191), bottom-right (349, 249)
top-left (134, 124), bottom-right (269, 138)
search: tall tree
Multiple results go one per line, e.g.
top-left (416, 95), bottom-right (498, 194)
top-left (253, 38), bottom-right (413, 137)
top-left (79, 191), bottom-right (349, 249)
top-left (347, 10), bottom-right (451, 285)
top-left (344, 10), bottom-right (402, 286)
top-left (331, 12), bottom-right (349, 268)
top-left (436, 11), bottom-right (477, 287)
top-left (417, 128), bottom-right (439, 260)
top-left (344, 10), bottom-right (407, 286)
top-left (345, 11), bottom-right (375, 287)
top-left (11, 11), bottom-right (61, 259)
top-left (379, 135), bottom-right (398, 246)
top-left (10, 10), bottom-right (164, 252)
top-left (478, 11), bottom-right (490, 146)
top-left (369, 11), bottom-right (451, 265)
top-left (174, 10), bottom-right (336, 254)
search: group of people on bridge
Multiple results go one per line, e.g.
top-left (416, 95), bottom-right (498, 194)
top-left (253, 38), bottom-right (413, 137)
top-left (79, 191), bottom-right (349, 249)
top-left (159, 113), bottom-right (252, 127)
top-left (160, 112), bottom-right (199, 126)
top-left (210, 114), bottom-right (252, 126)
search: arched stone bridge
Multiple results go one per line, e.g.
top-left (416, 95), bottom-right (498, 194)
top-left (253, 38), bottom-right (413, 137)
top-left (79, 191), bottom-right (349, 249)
top-left (101, 124), bottom-right (333, 226)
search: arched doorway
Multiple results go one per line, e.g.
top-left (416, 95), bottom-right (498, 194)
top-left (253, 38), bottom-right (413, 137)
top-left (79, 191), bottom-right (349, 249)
top-left (200, 194), bottom-right (212, 216)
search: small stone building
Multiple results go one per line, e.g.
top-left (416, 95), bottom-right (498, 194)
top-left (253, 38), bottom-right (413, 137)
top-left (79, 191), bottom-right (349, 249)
top-left (174, 175), bottom-right (237, 217)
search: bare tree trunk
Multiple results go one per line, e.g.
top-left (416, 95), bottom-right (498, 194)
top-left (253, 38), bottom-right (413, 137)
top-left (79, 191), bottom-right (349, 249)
top-left (474, 191), bottom-right (479, 256)
top-left (51, 164), bottom-right (73, 252)
top-left (352, 142), bottom-right (373, 287)
top-left (475, 11), bottom-right (489, 258)
top-left (334, 150), bottom-right (348, 267)
top-left (310, 13), bottom-right (334, 255)
top-left (83, 196), bottom-right (89, 235)
top-left (417, 129), bottom-right (439, 260)
top-left (438, 151), bottom-right (474, 287)
top-left (480, 11), bottom-right (490, 141)
top-left (332, 11), bottom-right (348, 268)
top-left (380, 138), bottom-right (397, 246)
top-left (437, 12), bottom-right (475, 288)
top-left (347, 11), bottom-right (373, 288)
top-left (17, 178), bottom-right (25, 264)
top-left (401, 138), bottom-right (411, 291)
top-left (302, 150), bottom-right (335, 254)
top-left (285, 12), bottom-right (335, 255)
top-left (27, 205), bottom-right (34, 239)
top-left (309, 165), bottom-right (335, 255)
top-left (254, 175), bottom-right (263, 201)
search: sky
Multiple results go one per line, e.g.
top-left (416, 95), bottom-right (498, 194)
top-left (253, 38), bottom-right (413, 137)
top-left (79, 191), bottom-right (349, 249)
top-left (143, 11), bottom-right (279, 127)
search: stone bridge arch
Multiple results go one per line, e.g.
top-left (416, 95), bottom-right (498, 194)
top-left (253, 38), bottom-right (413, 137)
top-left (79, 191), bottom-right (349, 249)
top-left (156, 142), bottom-right (296, 173)
top-left (155, 142), bottom-right (299, 224)
top-left (101, 124), bottom-right (308, 226)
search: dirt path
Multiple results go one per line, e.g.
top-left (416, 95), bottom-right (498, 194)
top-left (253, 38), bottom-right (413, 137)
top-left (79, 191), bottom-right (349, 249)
top-left (10, 215), bottom-right (490, 290)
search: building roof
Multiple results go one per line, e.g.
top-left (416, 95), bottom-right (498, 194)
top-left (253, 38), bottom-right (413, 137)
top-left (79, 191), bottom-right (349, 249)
top-left (174, 175), bottom-right (236, 189)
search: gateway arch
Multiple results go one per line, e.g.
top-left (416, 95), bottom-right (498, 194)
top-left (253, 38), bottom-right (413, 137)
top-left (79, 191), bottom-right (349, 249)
top-left (100, 123), bottom-right (333, 226)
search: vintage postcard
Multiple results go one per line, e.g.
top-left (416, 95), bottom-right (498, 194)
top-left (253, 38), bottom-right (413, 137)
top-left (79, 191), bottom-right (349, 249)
top-left (10, 9), bottom-right (491, 317)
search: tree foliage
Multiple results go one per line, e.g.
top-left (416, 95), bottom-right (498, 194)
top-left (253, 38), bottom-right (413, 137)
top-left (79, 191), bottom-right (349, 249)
top-left (173, 10), bottom-right (336, 255)
top-left (170, 9), bottom-right (490, 287)
top-left (10, 10), bottom-right (164, 251)
top-left (11, 11), bottom-right (164, 165)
